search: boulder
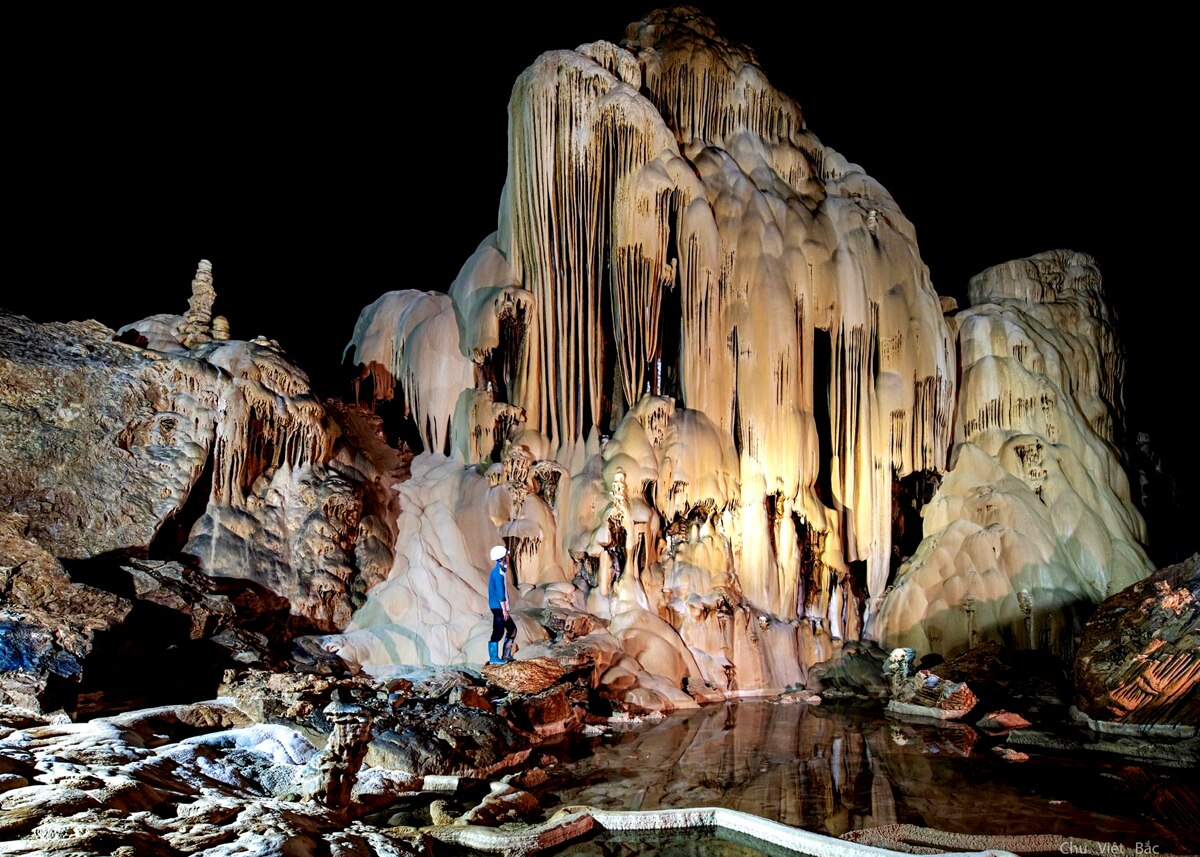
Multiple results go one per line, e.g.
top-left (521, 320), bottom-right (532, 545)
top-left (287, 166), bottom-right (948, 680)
top-left (976, 710), bottom-right (1032, 731)
top-left (807, 643), bottom-right (890, 701)
top-left (482, 657), bottom-right (566, 695)
top-left (1075, 553), bottom-right (1199, 728)
top-left (0, 311), bottom-right (213, 559)
top-left (507, 685), bottom-right (577, 735)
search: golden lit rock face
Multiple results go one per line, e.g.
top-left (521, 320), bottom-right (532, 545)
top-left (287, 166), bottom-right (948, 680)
top-left (875, 251), bottom-right (1151, 660)
top-left (337, 14), bottom-right (1150, 701)
top-left (335, 8), bottom-right (958, 700)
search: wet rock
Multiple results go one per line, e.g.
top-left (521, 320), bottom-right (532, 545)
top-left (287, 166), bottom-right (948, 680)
top-left (1006, 728), bottom-right (1200, 769)
top-left (507, 685), bottom-right (577, 736)
top-left (807, 643), bottom-right (889, 701)
top-left (992, 746), bottom-right (1030, 762)
top-left (774, 689), bottom-right (822, 705)
top-left (885, 719), bottom-right (979, 757)
top-left (977, 710), bottom-right (1033, 731)
top-left (483, 657), bottom-right (567, 694)
top-left (1075, 553), bottom-right (1199, 728)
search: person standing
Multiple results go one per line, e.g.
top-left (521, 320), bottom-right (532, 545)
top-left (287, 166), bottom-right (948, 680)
top-left (487, 544), bottom-right (517, 664)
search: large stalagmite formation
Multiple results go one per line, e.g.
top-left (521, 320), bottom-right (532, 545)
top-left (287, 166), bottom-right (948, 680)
top-left (330, 7), bottom-right (960, 705)
top-left (875, 251), bottom-right (1151, 658)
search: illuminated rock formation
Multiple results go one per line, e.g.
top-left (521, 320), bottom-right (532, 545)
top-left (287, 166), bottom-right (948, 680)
top-left (875, 251), bottom-right (1151, 659)
top-left (179, 259), bottom-right (217, 348)
top-left (333, 7), bottom-right (957, 705)
top-left (115, 265), bottom-right (399, 634)
top-left (1075, 553), bottom-right (1199, 729)
top-left (1, 310), bottom-right (218, 559)
top-left (0, 262), bottom-right (397, 712)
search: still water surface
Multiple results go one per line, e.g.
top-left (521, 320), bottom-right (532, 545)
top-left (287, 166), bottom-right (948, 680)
top-left (533, 701), bottom-right (1198, 854)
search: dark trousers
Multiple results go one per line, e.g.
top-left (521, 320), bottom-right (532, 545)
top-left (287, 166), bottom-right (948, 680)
top-left (490, 608), bottom-right (516, 643)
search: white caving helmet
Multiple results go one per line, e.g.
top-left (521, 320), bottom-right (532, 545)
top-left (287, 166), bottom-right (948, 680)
top-left (490, 545), bottom-right (508, 561)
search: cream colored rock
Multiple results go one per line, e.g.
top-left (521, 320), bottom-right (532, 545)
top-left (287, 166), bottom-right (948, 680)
top-left (876, 251), bottom-right (1150, 659)
top-left (335, 9), bottom-right (958, 704)
top-left (334, 13), bottom-right (1150, 707)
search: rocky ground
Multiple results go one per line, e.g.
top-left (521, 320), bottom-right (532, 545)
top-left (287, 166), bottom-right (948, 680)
top-left (0, 657), bottom-right (616, 856)
top-left (4, 631), bottom-right (1198, 857)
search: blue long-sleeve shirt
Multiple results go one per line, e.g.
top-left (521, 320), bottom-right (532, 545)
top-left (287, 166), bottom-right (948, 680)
top-left (487, 561), bottom-right (507, 609)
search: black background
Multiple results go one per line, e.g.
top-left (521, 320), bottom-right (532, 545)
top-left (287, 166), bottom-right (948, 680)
top-left (6, 5), bottom-right (1194, 561)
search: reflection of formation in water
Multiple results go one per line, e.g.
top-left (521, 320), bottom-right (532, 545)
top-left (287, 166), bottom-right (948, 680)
top-left (545, 702), bottom-right (1194, 852)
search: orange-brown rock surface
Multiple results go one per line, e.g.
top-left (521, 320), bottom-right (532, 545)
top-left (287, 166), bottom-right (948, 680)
top-left (1075, 553), bottom-right (1199, 727)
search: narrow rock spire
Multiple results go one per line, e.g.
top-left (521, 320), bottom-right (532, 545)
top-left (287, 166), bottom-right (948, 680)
top-left (180, 259), bottom-right (216, 348)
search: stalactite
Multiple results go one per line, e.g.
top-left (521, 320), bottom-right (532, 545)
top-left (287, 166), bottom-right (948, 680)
top-left (506, 51), bottom-right (677, 449)
top-left (610, 187), bottom-right (689, 405)
top-left (533, 460), bottom-right (567, 508)
top-left (343, 291), bottom-right (475, 455)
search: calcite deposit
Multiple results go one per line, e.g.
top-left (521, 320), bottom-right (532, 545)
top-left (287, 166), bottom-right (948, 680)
top-left (332, 6), bottom-right (957, 705)
top-left (876, 251), bottom-right (1151, 659)
top-left (328, 9), bottom-right (1151, 709)
top-left (0, 264), bottom-right (400, 711)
